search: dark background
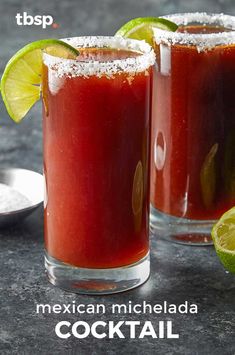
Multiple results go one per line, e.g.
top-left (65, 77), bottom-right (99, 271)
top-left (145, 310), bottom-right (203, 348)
top-left (0, 0), bottom-right (234, 354)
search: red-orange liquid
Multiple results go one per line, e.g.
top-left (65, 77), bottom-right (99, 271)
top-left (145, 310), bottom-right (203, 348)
top-left (151, 25), bottom-right (235, 220)
top-left (43, 48), bottom-right (152, 268)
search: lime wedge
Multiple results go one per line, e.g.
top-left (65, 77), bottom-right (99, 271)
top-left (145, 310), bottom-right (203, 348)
top-left (1, 39), bottom-right (79, 123)
top-left (115, 17), bottom-right (178, 46)
top-left (212, 207), bottom-right (235, 274)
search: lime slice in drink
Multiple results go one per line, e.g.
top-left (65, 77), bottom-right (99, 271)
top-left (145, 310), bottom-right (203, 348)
top-left (212, 207), bottom-right (235, 274)
top-left (200, 143), bottom-right (218, 209)
top-left (132, 161), bottom-right (143, 216)
top-left (1, 39), bottom-right (79, 123)
top-left (115, 17), bottom-right (178, 46)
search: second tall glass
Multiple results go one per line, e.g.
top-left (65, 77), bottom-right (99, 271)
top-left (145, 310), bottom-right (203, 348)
top-left (150, 13), bottom-right (235, 245)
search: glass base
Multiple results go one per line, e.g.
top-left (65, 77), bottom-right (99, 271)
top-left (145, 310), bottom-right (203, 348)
top-left (45, 252), bottom-right (150, 295)
top-left (150, 205), bottom-right (215, 246)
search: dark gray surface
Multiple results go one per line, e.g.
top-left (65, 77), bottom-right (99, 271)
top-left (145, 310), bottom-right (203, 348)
top-left (0, 0), bottom-right (235, 354)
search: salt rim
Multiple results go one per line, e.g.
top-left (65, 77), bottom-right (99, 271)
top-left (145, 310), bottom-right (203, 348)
top-left (153, 13), bottom-right (235, 51)
top-left (43, 36), bottom-right (155, 78)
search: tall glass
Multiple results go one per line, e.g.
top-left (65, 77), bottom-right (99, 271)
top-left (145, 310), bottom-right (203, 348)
top-left (42, 36), bottom-right (155, 294)
top-left (150, 13), bottom-right (235, 245)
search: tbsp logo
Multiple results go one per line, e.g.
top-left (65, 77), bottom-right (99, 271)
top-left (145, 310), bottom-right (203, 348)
top-left (15, 12), bottom-right (58, 29)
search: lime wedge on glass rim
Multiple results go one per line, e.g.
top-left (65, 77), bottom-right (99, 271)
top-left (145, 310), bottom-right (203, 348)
top-left (1, 39), bottom-right (79, 123)
top-left (115, 17), bottom-right (178, 46)
top-left (212, 207), bottom-right (235, 274)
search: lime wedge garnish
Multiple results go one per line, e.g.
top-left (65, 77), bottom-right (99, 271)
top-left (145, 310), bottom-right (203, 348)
top-left (115, 17), bottom-right (178, 46)
top-left (212, 207), bottom-right (235, 274)
top-left (1, 39), bottom-right (79, 123)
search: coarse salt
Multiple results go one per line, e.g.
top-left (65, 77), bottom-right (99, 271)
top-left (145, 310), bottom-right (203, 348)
top-left (0, 183), bottom-right (32, 213)
top-left (43, 36), bottom-right (155, 78)
top-left (154, 13), bottom-right (235, 52)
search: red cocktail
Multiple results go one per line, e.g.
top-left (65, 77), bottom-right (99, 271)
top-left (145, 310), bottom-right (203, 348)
top-left (151, 13), bottom-right (235, 244)
top-left (43, 37), bottom-right (155, 293)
